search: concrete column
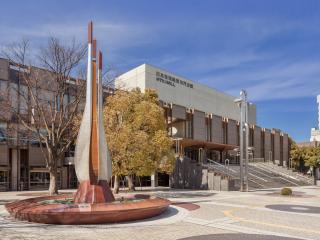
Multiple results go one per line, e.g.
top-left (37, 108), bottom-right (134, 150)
top-left (208, 172), bottom-right (214, 190)
top-left (201, 168), bottom-right (208, 189)
top-left (219, 151), bottom-right (223, 163)
top-left (151, 172), bottom-right (158, 188)
top-left (61, 167), bottom-right (68, 189)
top-left (11, 149), bottom-right (19, 191)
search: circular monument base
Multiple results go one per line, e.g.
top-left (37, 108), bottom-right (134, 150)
top-left (5, 194), bottom-right (170, 225)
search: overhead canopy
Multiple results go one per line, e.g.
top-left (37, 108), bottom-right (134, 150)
top-left (178, 138), bottom-right (237, 151)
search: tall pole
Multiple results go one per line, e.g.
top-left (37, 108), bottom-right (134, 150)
top-left (244, 91), bottom-right (249, 191)
top-left (239, 93), bottom-right (244, 192)
top-left (237, 90), bottom-right (249, 192)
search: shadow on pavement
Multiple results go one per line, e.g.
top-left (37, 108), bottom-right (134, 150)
top-left (179, 233), bottom-right (301, 240)
top-left (265, 204), bottom-right (320, 214)
top-left (154, 192), bottom-right (216, 198)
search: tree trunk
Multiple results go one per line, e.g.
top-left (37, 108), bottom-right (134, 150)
top-left (113, 175), bottom-right (120, 194)
top-left (313, 167), bottom-right (317, 185)
top-left (127, 174), bottom-right (135, 191)
top-left (49, 170), bottom-right (59, 195)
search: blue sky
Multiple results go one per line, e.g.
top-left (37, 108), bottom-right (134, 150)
top-left (0, 0), bottom-right (319, 142)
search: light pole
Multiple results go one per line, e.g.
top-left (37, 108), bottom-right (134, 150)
top-left (234, 90), bottom-right (249, 192)
top-left (244, 91), bottom-right (249, 192)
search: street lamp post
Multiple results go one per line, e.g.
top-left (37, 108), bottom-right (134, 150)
top-left (244, 92), bottom-right (249, 192)
top-left (234, 90), bottom-right (249, 192)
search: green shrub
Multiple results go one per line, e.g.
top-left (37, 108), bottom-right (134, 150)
top-left (280, 187), bottom-right (293, 196)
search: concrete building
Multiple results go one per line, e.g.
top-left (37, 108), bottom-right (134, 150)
top-left (116, 64), bottom-right (291, 188)
top-left (0, 58), bottom-right (114, 191)
top-left (0, 58), bottom-right (81, 191)
top-left (0, 59), bottom-right (292, 191)
top-left (310, 95), bottom-right (320, 142)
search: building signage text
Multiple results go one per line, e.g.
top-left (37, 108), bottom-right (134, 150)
top-left (156, 71), bottom-right (193, 89)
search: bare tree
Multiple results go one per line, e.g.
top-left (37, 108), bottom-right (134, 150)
top-left (101, 61), bottom-right (117, 93)
top-left (1, 38), bottom-right (86, 195)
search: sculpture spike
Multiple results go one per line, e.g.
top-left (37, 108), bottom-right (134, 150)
top-left (92, 39), bottom-right (97, 60)
top-left (90, 37), bottom-right (98, 184)
top-left (88, 21), bottom-right (93, 44)
top-left (98, 51), bottom-right (102, 70)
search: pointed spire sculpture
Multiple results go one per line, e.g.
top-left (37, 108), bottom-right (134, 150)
top-left (73, 22), bottom-right (114, 204)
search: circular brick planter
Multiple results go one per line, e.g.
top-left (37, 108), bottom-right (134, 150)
top-left (5, 194), bottom-right (170, 225)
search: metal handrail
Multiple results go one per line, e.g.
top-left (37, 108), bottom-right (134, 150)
top-left (249, 158), bottom-right (265, 163)
top-left (204, 158), bottom-right (238, 178)
top-left (206, 158), bottom-right (237, 173)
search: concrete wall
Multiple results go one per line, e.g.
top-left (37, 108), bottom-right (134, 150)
top-left (193, 110), bottom-right (206, 141)
top-left (248, 104), bottom-right (257, 126)
top-left (264, 129), bottom-right (272, 161)
top-left (211, 115), bottom-right (223, 144)
top-left (172, 104), bottom-right (186, 120)
top-left (273, 129), bottom-right (281, 164)
top-left (171, 157), bottom-right (207, 189)
top-left (116, 64), bottom-right (257, 124)
top-left (115, 64), bottom-right (146, 91)
top-left (207, 174), bottom-right (237, 191)
top-left (253, 126), bottom-right (262, 158)
top-left (227, 119), bottom-right (237, 145)
top-left (282, 133), bottom-right (289, 166)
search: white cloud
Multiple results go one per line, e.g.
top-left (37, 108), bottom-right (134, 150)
top-left (221, 60), bottom-right (320, 101)
top-left (0, 20), bottom-right (155, 51)
top-left (1, 14), bottom-right (319, 103)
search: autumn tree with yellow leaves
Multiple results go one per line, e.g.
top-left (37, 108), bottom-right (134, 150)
top-left (104, 88), bottom-right (175, 193)
top-left (290, 143), bottom-right (320, 184)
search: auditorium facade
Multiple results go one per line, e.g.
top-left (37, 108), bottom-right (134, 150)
top-left (115, 63), bottom-right (290, 187)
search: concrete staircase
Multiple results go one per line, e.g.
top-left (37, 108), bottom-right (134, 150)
top-left (251, 162), bottom-right (313, 186)
top-left (204, 159), bottom-right (313, 190)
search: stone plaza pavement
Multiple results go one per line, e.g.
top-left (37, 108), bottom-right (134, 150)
top-left (1, 186), bottom-right (320, 240)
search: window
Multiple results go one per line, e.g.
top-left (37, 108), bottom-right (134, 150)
top-left (29, 171), bottom-right (61, 190)
top-left (0, 170), bottom-right (9, 190)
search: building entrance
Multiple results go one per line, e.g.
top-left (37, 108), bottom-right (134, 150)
top-left (158, 172), bottom-right (169, 186)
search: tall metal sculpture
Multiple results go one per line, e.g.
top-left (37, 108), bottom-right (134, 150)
top-left (73, 22), bottom-right (114, 203)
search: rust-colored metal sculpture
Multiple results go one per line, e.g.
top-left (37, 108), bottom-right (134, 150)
top-left (73, 22), bottom-right (114, 204)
